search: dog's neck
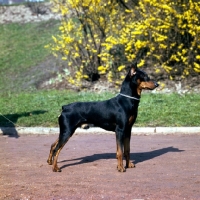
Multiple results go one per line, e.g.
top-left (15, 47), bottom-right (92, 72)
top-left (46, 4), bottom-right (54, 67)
top-left (120, 76), bottom-right (140, 100)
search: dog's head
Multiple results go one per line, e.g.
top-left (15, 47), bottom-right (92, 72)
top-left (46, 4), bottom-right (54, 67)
top-left (129, 63), bottom-right (159, 95)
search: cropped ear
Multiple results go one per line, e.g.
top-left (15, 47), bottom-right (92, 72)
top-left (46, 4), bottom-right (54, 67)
top-left (129, 62), bottom-right (137, 77)
top-left (130, 67), bottom-right (136, 77)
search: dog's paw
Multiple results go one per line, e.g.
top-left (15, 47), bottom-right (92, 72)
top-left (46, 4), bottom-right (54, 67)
top-left (117, 165), bottom-right (126, 172)
top-left (53, 166), bottom-right (62, 172)
top-left (47, 159), bottom-right (52, 165)
top-left (127, 162), bottom-right (135, 168)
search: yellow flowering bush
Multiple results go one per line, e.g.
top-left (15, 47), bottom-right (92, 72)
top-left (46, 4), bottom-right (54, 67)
top-left (101, 0), bottom-right (200, 80)
top-left (48, 0), bottom-right (200, 86)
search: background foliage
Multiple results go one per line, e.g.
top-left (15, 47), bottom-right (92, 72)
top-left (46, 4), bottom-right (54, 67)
top-left (48, 0), bottom-right (200, 86)
top-left (0, 4), bottom-right (200, 128)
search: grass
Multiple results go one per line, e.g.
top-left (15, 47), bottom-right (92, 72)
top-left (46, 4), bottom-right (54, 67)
top-left (0, 20), bottom-right (59, 93)
top-left (0, 90), bottom-right (113, 127)
top-left (0, 91), bottom-right (200, 127)
top-left (138, 93), bottom-right (200, 127)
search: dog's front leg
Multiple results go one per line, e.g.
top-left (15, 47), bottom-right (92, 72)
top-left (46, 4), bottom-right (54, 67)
top-left (124, 136), bottom-right (135, 168)
top-left (116, 129), bottom-right (126, 172)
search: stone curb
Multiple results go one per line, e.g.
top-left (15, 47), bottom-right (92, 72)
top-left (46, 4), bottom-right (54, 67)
top-left (0, 127), bottom-right (200, 136)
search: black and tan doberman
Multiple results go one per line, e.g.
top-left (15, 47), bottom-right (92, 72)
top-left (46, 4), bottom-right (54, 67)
top-left (47, 64), bottom-right (159, 172)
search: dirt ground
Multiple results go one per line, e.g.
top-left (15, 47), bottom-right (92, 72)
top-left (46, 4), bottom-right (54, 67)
top-left (0, 133), bottom-right (200, 200)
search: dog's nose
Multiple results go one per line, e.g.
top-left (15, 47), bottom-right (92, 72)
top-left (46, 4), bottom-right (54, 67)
top-left (154, 82), bottom-right (159, 87)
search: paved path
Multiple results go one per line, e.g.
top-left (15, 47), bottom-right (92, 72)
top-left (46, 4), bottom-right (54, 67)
top-left (0, 133), bottom-right (200, 199)
top-left (1, 126), bottom-right (200, 136)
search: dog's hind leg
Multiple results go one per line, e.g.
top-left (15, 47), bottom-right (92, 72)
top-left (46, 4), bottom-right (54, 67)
top-left (47, 138), bottom-right (59, 165)
top-left (52, 137), bottom-right (69, 172)
top-left (51, 132), bottom-right (72, 172)
top-left (51, 113), bottom-right (75, 172)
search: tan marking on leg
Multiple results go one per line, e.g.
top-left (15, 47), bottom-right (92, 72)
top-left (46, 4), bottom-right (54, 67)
top-left (52, 144), bottom-right (65, 172)
top-left (124, 138), bottom-right (135, 168)
top-left (52, 139), bottom-right (69, 172)
top-left (47, 138), bottom-right (59, 165)
top-left (116, 142), bottom-right (119, 159)
top-left (116, 142), bottom-right (125, 172)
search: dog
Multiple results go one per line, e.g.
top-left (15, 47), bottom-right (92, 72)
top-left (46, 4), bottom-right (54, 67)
top-left (47, 64), bottom-right (159, 172)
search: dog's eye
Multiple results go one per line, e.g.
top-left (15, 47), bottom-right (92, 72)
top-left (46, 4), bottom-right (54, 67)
top-left (141, 75), bottom-right (150, 81)
top-left (144, 76), bottom-right (150, 81)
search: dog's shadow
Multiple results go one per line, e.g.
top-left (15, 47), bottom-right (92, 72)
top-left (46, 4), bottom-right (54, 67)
top-left (0, 110), bottom-right (47, 138)
top-left (59, 146), bottom-right (184, 170)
